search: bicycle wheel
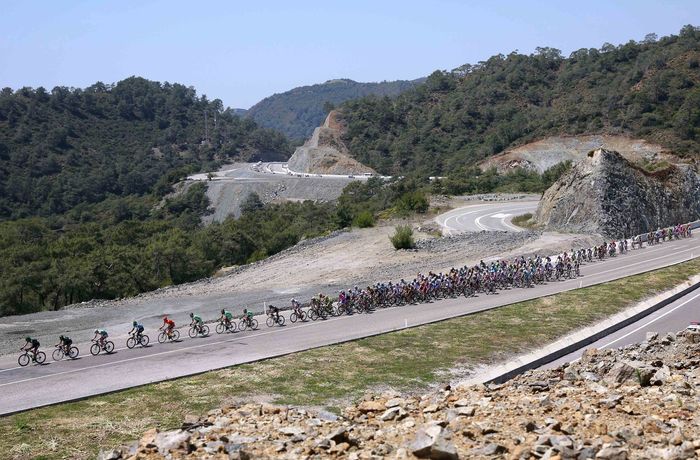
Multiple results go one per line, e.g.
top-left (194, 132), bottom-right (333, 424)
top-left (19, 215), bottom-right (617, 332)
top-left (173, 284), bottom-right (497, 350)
top-left (104, 341), bottom-right (115, 353)
top-left (250, 318), bottom-right (258, 330)
top-left (278, 315), bottom-right (285, 326)
top-left (300, 310), bottom-right (307, 321)
top-left (139, 335), bottom-right (150, 347)
top-left (53, 348), bottom-right (64, 361)
top-left (171, 329), bottom-right (180, 341)
top-left (69, 346), bottom-right (80, 358)
top-left (18, 354), bottom-right (30, 367)
top-left (90, 343), bottom-right (101, 355)
top-left (216, 323), bottom-right (225, 334)
top-left (158, 332), bottom-right (167, 343)
top-left (201, 325), bottom-right (210, 337)
top-left (188, 327), bottom-right (198, 338)
top-left (310, 310), bottom-right (318, 321)
top-left (35, 351), bottom-right (46, 364)
top-left (290, 312), bottom-right (298, 323)
top-left (266, 316), bottom-right (274, 328)
top-left (126, 337), bottom-right (137, 349)
top-left (238, 319), bottom-right (247, 331)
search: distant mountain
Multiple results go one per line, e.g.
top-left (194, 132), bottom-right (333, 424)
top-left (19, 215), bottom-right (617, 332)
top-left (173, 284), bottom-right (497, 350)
top-left (246, 78), bottom-right (423, 140)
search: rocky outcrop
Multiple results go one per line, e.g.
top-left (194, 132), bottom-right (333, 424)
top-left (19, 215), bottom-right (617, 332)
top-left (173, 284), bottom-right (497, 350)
top-left (111, 329), bottom-right (700, 459)
top-left (287, 111), bottom-right (376, 175)
top-left (535, 148), bottom-right (700, 238)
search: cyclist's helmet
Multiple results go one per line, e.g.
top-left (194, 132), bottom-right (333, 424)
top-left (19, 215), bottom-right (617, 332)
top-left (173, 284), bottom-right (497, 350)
top-left (221, 309), bottom-right (225, 314)
top-left (132, 321), bottom-right (137, 326)
top-left (189, 312), bottom-right (194, 318)
top-left (59, 335), bottom-right (64, 340)
top-left (25, 336), bottom-right (31, 342)
top-left (163, 316), bottom-right (168, 322)
top-left (94, 329), bottom-right (99, 334)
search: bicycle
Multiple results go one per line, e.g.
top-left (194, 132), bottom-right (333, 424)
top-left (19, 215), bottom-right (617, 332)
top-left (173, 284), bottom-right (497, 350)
top-left (289, 308), bottom-right (307, 323)
top-left (52, 344), bottom-right (79, 361)
top-left (18, 349), bottom-right (46, 366)
top-left (90, 339), bottom-right (115, 356)
top-left (265, 312), bottom-right (286, 327)
top-left (126, 332), bottom-right (150, 349)
top-left (238, 316), bottom-right (259, 331)
top-left (188, 323), bottom-right (210, 338)
top-left (216, 319), bottom-right (237, 334)
top-left (157, 328), bottom-right (181, 343)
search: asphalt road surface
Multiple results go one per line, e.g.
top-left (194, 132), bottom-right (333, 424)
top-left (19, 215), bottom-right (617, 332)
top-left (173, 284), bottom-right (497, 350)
top-left (542, 285), bottom-right (700, 370)
top-left (1, 236), bottom-right (698, 415)
top-left (435, 201), bottom-right (540, 234)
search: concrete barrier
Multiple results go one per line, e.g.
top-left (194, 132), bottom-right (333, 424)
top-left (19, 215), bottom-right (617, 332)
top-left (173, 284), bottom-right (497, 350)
top-left (484, 276), bottom-right (700, 384)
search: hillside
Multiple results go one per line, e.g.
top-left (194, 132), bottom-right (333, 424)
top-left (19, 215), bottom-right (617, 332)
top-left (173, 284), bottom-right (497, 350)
top-left (339, 25), bottom-right (700, 177)
top-left (0, 77), bottom-right (292, 219)
top-left (245, 78), bottom-right (423, 140)
top-left (287, 110), bottom-right (376, 175)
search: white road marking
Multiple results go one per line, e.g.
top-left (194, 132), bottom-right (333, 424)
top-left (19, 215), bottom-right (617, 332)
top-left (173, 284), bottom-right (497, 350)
top-left (0, 240), bottom-right (696, 387)
top-left (568, 290), bottom-right (700, 364)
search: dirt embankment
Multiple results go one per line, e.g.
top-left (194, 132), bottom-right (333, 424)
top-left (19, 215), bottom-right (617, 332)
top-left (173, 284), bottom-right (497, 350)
top-left (287, 111), bottom-right (376, 175)
top-left (479, 135), bottom-right (679, 174)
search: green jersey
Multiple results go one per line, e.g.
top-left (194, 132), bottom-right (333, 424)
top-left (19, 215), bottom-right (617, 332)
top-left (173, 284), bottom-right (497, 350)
top-left (223, 311), bottom-right (233, 320)
top-left (192, 314), bottom-right (202, 323)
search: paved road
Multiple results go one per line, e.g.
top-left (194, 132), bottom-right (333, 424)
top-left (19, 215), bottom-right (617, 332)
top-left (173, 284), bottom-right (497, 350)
top-left (1, 237), bottom-right (698, 415)
top-left (435, 201), bottom-right (540, 234)
top-left (542, 286), bottom-right (700, 370)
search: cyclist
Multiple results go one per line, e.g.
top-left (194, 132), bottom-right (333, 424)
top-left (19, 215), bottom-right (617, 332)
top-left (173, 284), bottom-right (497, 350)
top-left (242, 308), bottom-right (254, 326)
top-left (189, 312), bottom-right (204, 333)
top-left (268, 304), bottom-right (280, 322)
top-left (55, 335), bottom-right (72, 354)
top-left (93, 329), bottom-right (108, 348)
top-left (129, 320), bottom-right (145, 341)
top-left (219, 308), bottom-right (234, 329)
top-left (22, 336), bottom-right (40, 359)
top-left (160, 316), bottom-right (175, 338)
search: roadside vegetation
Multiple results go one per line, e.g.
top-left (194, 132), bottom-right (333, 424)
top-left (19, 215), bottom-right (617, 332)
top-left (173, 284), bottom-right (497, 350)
top-left (2, 257), bottom-right (698, 459)
top-left (511, 212), bottom-right (538, 229)
top-left (390, 225), bottom-right (415, 249)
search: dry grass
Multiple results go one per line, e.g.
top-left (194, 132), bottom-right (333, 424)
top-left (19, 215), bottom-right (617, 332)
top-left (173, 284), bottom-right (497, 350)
top-left (2, 258), bottom-right (699, 459)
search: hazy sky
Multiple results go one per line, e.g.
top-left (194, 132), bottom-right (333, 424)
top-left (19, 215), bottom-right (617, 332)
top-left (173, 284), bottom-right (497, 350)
top-left (1, 1), bottom-right (698, 108)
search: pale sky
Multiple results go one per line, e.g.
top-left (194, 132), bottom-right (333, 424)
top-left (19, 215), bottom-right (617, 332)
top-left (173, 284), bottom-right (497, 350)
top-left (1, 0), bottom-right (698, 108)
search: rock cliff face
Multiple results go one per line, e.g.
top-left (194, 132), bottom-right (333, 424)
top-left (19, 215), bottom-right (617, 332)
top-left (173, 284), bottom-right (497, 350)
top-left (287, 111), bottom-right (376, 175)
top-left (109, 329), bottom-right (700, 459)
top-left (535, 148), bottom-right (700, 238)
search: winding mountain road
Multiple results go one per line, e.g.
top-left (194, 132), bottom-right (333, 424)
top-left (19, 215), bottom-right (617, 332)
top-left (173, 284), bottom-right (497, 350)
top-left (435, 201), bottom-right (539, 234)
top-left (1, 236), bottom-right (698, 415)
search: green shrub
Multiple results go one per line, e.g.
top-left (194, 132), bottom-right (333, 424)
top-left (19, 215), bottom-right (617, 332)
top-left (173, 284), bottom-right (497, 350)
top-left (390, 225), bottom-right (415, 249)
top-left (353, 211), bottom-right (375, 228)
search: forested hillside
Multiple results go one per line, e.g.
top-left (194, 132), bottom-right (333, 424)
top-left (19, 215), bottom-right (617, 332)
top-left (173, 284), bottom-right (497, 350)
top-left (246, 78), bottom-right (422, 140)
top-left (0, 77), bottom-right (292, 219)
top-left (340, 26), bottom-right (700, 176)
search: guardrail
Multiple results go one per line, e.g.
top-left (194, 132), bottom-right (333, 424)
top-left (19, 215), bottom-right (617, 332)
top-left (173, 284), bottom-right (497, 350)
top-left (485, 277), bottom-right (700, 384)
